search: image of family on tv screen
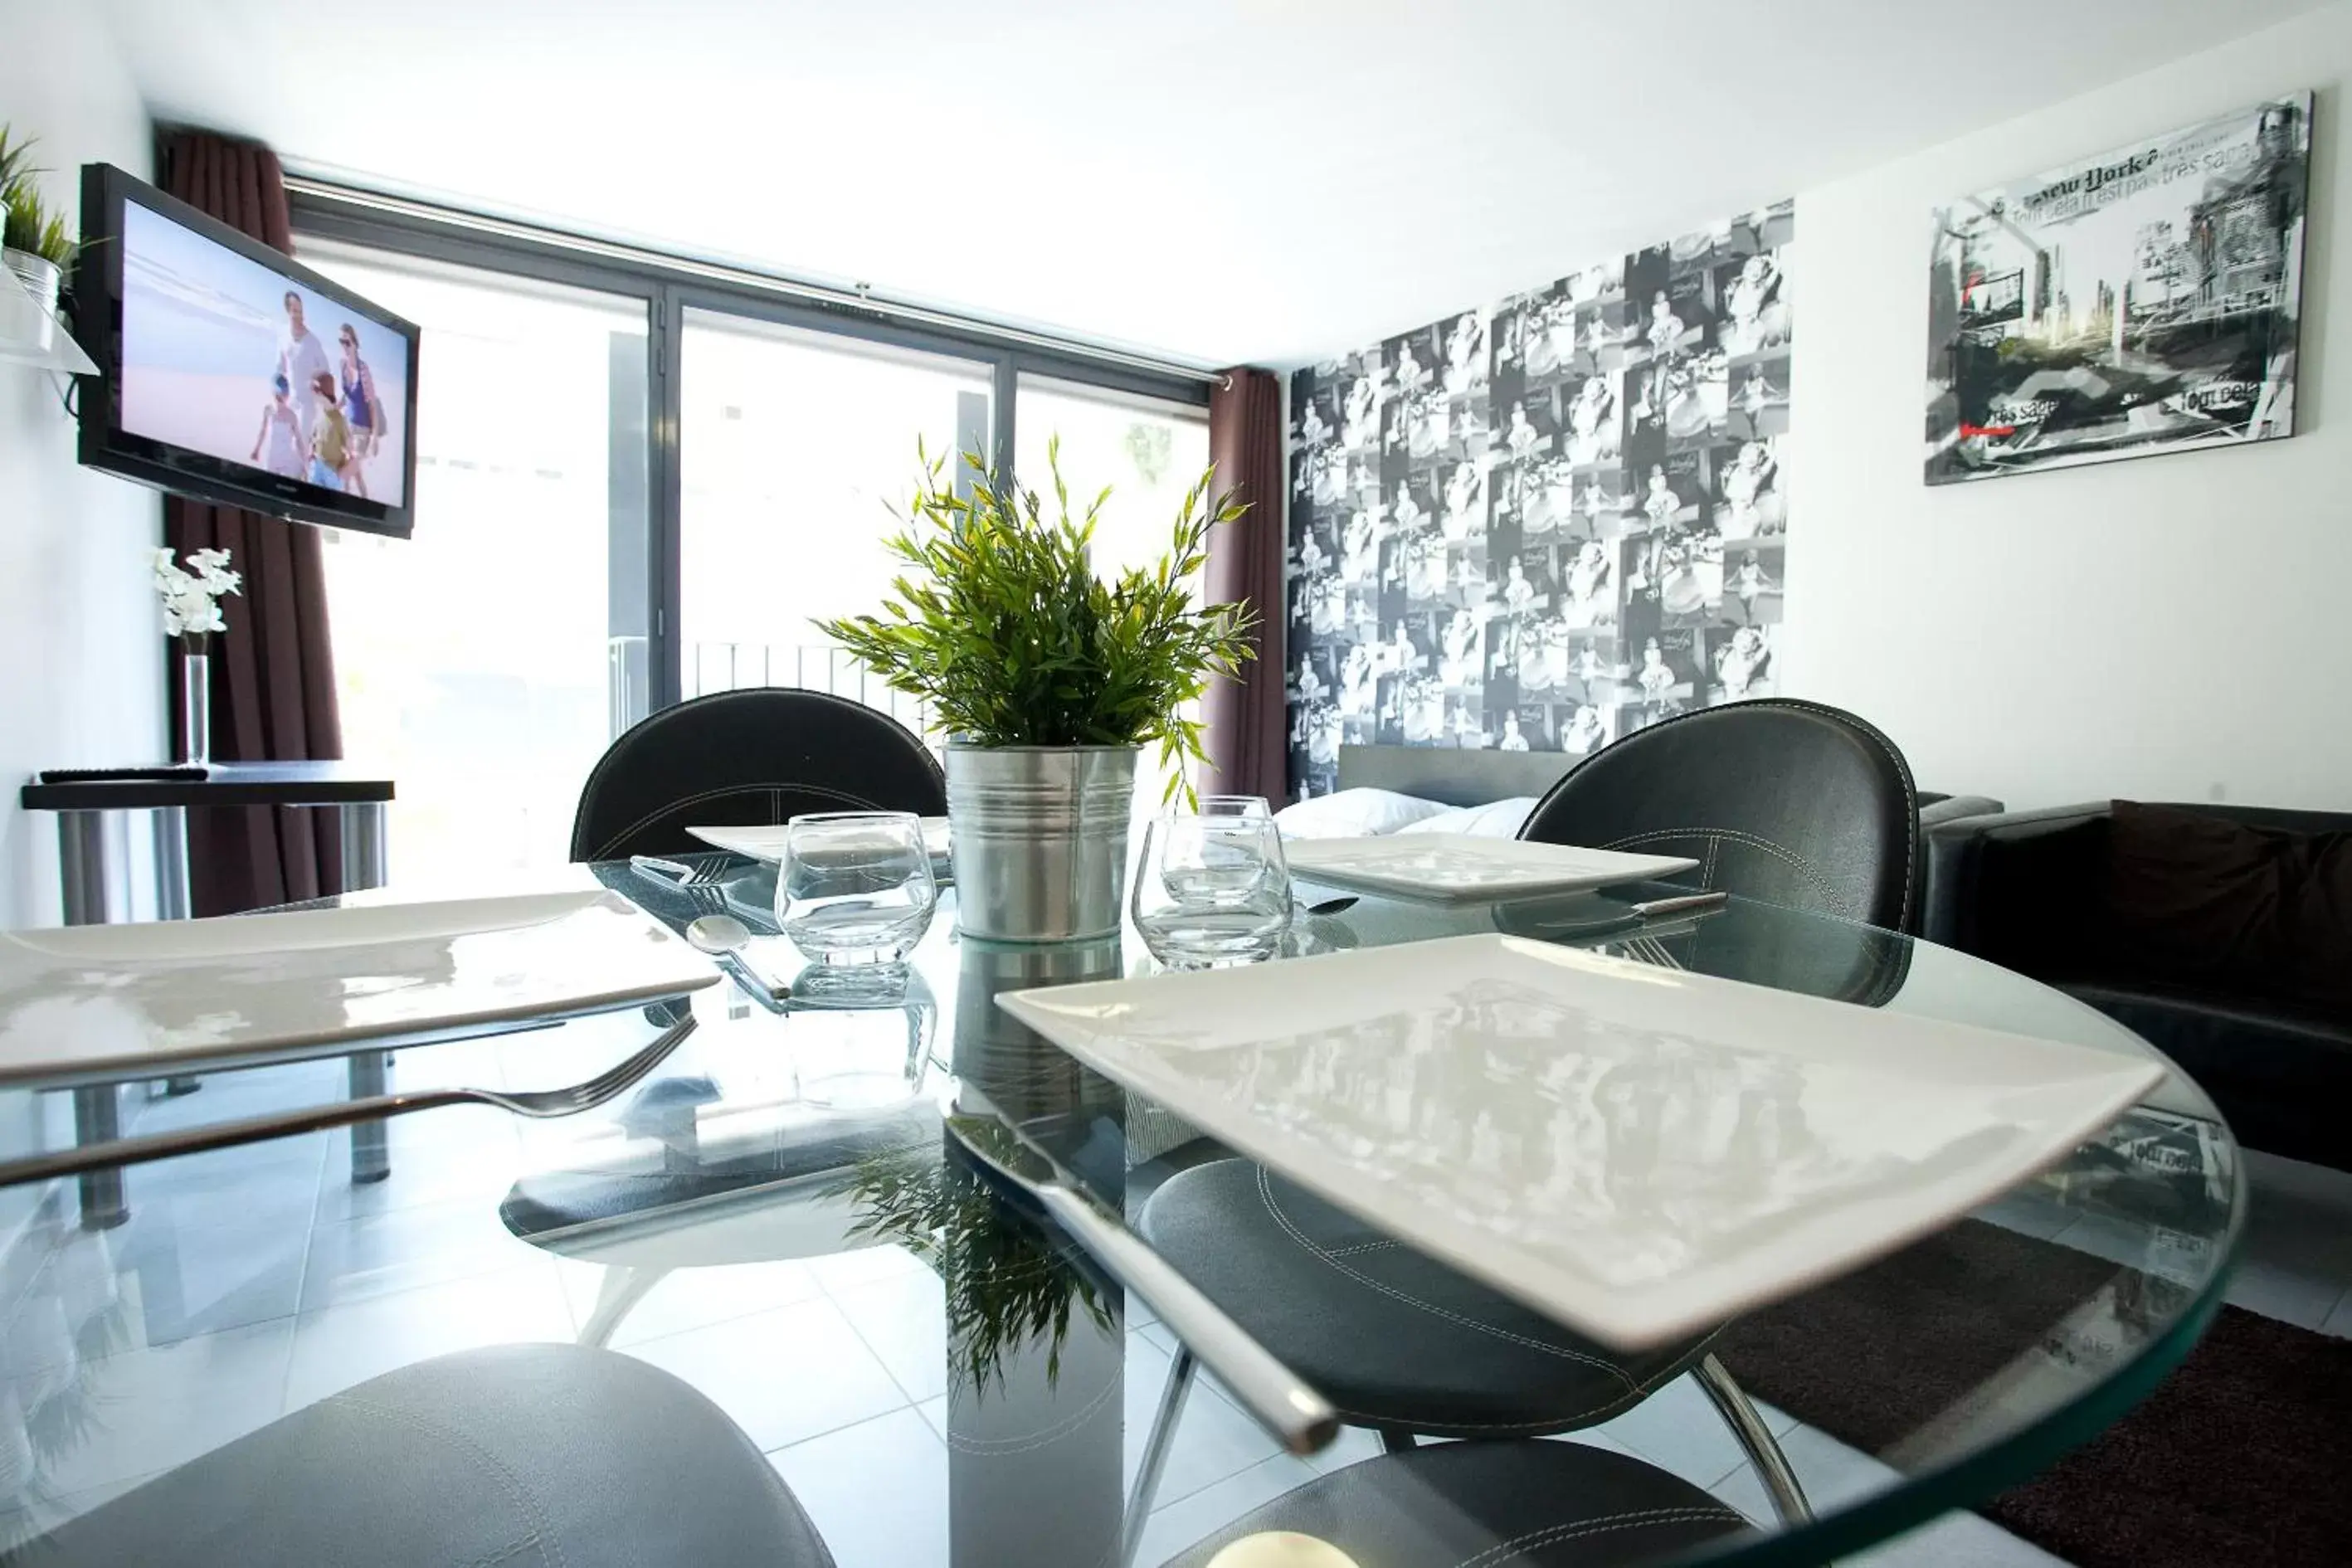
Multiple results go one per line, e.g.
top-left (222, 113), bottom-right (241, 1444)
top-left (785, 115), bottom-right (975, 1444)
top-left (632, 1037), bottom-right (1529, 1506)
top-left (248, 290), bottom-right (390, 497)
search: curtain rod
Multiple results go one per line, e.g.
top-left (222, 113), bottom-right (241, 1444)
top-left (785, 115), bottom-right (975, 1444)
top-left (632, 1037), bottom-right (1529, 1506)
top-left (281, 176), bottom-right (1226, 387)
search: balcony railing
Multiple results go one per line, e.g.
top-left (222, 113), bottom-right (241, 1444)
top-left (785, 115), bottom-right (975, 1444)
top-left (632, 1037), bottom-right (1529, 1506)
top-left (606, 635), bottom-right (939, 745)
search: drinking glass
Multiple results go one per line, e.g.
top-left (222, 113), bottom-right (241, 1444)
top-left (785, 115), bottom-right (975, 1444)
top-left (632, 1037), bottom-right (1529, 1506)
top-left (1132, 804), bottom-right (1292, 966)
top-left (776, 811), bottom-right (937, 967)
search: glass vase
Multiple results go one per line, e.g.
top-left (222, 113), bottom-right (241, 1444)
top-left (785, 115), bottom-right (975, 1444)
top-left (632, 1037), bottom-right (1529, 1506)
top-left (178, 647), bottom-right (210, 768)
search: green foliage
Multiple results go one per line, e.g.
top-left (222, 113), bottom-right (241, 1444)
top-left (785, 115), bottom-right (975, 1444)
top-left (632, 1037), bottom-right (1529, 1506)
top-left (817, 437), bottom-right (1257, 802)
top-left (2, 189), bottom-right (76, 270)
top-left (0, 126), bottom-right (77, 270)
top-left (0, 127), bottom-right (36, 192)
top-left (835, 1132), bottom-right (1116, 1399)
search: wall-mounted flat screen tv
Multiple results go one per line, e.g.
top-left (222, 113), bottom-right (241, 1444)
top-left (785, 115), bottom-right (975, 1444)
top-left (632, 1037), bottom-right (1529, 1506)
top-left (74, 163), bottom-right (419, 538)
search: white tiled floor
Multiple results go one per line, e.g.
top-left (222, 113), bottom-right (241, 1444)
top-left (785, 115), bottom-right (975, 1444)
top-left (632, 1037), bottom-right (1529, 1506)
top-left (3, 1063), bottom-right (2349, 1566)
top-left (283, 1262), bottom-right (577, 1409)
top-left (769, 1406), bottom-right (951, 1568)
top-left (628, 1293), bottom-right (911, 1452)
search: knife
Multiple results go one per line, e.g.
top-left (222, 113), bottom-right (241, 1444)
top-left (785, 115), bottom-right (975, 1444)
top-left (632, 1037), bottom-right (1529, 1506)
top-left (1519, 888), bottom-right (1731, 939)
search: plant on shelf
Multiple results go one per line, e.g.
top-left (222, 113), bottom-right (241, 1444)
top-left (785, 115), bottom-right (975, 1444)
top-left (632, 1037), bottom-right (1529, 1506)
top-left (0, 127), bottom-right (79, 275)
top-left (0, 127), bottom-right (36, 193)
top-left (816, 438), bottom-right (1257, 942)
top-left (2, 185), bottom-right (75, 271)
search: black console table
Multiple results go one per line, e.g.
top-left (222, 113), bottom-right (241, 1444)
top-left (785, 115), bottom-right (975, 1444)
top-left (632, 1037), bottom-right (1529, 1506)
top-left (20, 762), bottom-right (397, 1226)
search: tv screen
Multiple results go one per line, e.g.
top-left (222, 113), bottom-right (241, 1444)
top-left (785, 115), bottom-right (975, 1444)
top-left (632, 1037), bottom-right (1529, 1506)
top-left (75, 163), bottom-right (420, 538)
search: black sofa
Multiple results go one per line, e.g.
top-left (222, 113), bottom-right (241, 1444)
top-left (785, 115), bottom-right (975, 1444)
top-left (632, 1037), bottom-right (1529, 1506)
top-left (1925, 801), bottom-right (2352, 1171)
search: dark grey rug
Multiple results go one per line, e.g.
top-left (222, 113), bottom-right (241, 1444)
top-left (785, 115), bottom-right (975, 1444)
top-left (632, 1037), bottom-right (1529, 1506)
top-left (1717, 1220), bottom-right (2352, 1568)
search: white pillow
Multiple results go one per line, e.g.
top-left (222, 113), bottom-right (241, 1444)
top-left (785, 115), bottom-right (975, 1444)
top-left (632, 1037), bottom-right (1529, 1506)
top-left (1273, 787), bottom-right (1451, 840)
top-left (1394, 796), bottom-right (1539, 839)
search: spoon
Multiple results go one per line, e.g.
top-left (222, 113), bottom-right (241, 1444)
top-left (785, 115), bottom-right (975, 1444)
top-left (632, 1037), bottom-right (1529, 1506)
top-left (684, 913), bottom-right (751, 954)
top-left (684, 914), bottom-right (788, 1002)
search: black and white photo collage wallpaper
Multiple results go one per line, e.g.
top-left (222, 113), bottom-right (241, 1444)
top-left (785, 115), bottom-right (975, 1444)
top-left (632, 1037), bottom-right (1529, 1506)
top-left (1286, 201), bottom-right (1794, 798)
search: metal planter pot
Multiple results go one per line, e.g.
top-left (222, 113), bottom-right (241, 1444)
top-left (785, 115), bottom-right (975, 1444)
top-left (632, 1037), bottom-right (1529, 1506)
top-left (945, 743), bottom-right (1138, 943)
top-left (2, 250), bottom-right (61, 353)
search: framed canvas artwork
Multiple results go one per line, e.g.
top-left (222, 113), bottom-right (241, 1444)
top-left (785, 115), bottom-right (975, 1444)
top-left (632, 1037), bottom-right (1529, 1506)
top-left (1926, 95), bottom-right (2310, 485)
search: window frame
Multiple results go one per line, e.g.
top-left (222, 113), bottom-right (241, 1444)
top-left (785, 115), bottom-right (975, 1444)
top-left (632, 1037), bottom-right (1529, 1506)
top-left (290, 187), bottom-right (1213, 714)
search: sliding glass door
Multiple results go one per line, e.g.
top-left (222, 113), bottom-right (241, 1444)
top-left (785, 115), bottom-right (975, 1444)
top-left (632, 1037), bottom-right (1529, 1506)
top-left (1013, 373), bottom-right (1210, 577)
top-left (294, 194), bottom-right (1215, 869)
top-left (1014, 373), bottom-right (1213, 806)
top-left (297, 240), bottom-right (650, 884)
top-left (677, 309), bottom-right (994, 740)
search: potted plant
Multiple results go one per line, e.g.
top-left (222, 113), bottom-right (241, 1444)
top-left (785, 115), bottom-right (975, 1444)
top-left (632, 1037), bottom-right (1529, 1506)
top-left (820, 441), bottom-right (1254, 942)
top-left (1, 128), bottom-right (80, 348)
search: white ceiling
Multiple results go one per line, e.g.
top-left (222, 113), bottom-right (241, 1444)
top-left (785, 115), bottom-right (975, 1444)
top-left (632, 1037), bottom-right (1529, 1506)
top-left (96, 0), bottom-right (2325, 368)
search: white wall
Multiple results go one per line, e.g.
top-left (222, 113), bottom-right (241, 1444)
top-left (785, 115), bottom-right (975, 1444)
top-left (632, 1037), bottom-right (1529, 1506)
top-left (1786, 1), bottom-right (2352, 814)
top-left (0, 1), bottom-right (155, 1250)
top-left (0, 1), bottom-right (161, 929)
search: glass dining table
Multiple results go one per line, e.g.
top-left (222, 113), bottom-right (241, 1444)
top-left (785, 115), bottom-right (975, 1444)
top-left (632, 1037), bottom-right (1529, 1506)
top-left (0, 855), bottom-right (2242, 1567)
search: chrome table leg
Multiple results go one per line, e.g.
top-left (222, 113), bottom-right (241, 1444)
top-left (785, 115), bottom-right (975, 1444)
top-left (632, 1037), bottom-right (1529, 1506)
top-left (1122, 1346), bottom-right (1198, 1566)
top-left (1696, 1352), bottom-right (1813, 1524)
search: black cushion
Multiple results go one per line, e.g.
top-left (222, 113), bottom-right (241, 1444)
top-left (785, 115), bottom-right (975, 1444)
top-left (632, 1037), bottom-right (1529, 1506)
top-left (1159, 1439), bottom-right (1750, 1568)
top-left (1922, 801), bottom-right (2352, 1171)
top-left (1139, 1159), bottom-right (1717, 1438)
top-left (1926, 801), bottom-right (2352, 982)
top-left (9, 1344), bottom-right (835, 1568)
top-left (2102, 800), bottom-right (2351, 1014)
top-left (1926, 807), bottom-right (2111, 966)
top-left (2066, 981), bottom-right (2352, 1171)
top-left (1520, 699), bottom-right (1920, 932)
top-left (570, 688), bottom-right (945, 862)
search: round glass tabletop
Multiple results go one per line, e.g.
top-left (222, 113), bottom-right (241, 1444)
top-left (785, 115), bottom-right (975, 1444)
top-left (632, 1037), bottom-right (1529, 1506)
top-left (0, 859), bottom-right (2240, 1567)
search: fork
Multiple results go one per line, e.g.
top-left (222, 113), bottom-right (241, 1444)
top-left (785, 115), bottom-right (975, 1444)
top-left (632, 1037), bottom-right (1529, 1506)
top-left (630, 853), bottom-right (734, 905)
top-left (0, 1015), bottom-right (700, 1190)
top-left (632, 853), bottom-right (782, 931)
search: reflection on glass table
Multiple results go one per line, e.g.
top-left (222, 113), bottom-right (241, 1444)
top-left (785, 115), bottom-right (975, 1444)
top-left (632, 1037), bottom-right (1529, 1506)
top-left (0, 866), bottom-right (2242, 1568)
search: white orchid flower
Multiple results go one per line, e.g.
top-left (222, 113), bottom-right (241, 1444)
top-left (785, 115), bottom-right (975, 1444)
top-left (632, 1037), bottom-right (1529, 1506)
top-left (152, 546), bottom-right (241, 640)
top-left (187, 548), bottom-right (243, 597)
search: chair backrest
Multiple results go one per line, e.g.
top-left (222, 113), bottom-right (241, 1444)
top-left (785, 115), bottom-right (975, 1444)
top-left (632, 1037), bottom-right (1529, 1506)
top-left (569, 689), bottom-right (947, 862)
top-left (1519, 698), bottom-right (1920, 930)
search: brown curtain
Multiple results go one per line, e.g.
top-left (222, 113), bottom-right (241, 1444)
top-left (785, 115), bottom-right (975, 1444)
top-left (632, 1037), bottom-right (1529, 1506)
top-left (158, 129), bottom-right (346, 913)
top-left (1200, 367), bottom-right (1288, 802)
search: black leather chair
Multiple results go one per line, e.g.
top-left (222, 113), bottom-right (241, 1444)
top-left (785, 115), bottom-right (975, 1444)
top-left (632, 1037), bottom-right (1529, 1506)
top-left (1925, 801), bottom-right (2352, 1171)
top-left (10, 1344), bottom-right (835, 1567)
top-left (1519, 697), bottom-right (1922, 931)
top-left (570, 689), bottom-right (946, 863)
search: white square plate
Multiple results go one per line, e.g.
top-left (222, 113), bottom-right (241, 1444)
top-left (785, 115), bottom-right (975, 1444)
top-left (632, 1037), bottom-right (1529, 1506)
top-left (0, 889), bottom-right (719, 1086)
top-left (688, 819), bottom-right (953, 875)
top-left (998, 934), bottom-right (2162, 1349)
top-left (1281, 835), bottom-right (1697, 901)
